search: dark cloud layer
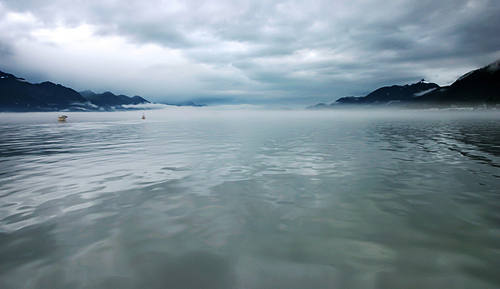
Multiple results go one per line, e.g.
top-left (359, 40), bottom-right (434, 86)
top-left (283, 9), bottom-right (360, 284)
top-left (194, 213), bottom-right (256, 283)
top-left (1, 0), bottom-right (499, 105)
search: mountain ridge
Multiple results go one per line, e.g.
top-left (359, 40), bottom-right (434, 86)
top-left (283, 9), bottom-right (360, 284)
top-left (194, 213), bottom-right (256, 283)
top-left (78, 90), bottom-right (150, 110)
top-left (307, 59), bottom-right (500, 109)
top-left (0, 71), bottom-right (151, 112)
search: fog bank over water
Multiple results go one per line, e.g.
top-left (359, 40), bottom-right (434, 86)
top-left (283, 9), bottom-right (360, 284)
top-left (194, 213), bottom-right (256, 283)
top-left (1, 108), bottom-right (500, 288)
top-left (2, 106), bottom-right (499, 124)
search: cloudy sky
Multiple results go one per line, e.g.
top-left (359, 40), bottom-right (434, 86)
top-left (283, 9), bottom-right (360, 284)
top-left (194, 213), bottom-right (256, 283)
top-left (1, 0), bottom-right (499, 106)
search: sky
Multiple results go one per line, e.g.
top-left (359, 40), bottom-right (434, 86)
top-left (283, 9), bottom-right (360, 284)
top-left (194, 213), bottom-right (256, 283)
top-left (1, 0), bottom-right (500, 106)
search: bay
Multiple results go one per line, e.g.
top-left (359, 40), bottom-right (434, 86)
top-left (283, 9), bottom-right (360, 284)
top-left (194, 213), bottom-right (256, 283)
top-left (1, 108), bottom-right (499, 288)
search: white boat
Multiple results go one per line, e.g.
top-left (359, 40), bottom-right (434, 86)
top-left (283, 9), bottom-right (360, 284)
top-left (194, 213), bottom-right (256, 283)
top-left (58, 115), bottom-right (68, 122)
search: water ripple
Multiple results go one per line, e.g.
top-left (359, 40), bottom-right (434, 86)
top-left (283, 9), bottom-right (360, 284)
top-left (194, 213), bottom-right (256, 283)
top-left (1, 110), bottom-right (500, 288)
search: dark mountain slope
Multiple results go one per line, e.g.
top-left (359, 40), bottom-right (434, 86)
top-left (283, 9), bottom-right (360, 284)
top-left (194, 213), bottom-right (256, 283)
top-left (363, 81), bottom-right (440, 103)
top-left (0, 71), bottom-right (94, 111)
top-left (0, 71), bottom-right (151, 112)
top-left (334, 81), bottom-right (440, 105)
top-left (308, 59), bottom-right (500, 109)
top-left (416, 60), bottom-right (500, 104)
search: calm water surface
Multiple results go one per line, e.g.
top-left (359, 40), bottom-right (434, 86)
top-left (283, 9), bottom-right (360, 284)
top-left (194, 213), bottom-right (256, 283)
top-left (1, 108), bottom-right (500, 288)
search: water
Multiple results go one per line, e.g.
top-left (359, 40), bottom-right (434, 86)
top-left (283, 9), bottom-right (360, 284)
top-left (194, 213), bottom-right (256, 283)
top-left (1, 108), bottom-right (500, 288)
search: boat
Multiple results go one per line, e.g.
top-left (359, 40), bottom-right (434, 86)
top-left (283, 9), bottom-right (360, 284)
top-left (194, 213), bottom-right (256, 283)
top-left (142, 113), bottom-right (145, 120)
top-left (58, 115), bottom-right (68, 122)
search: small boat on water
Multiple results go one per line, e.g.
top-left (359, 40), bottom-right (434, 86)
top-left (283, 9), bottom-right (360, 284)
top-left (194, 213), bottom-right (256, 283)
top-left (58, 115), bottom-right (68, 122)
top-left (142, 113), bottom-right (145, 120)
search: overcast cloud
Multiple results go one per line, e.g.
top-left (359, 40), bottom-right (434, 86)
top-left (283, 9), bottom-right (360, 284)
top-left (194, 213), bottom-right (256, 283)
top-left (1, 0), bottom-right (499, 106)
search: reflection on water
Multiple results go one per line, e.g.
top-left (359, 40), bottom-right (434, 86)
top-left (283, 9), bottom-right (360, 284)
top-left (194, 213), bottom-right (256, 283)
top-left (0, 109), bottom-right (500, 288)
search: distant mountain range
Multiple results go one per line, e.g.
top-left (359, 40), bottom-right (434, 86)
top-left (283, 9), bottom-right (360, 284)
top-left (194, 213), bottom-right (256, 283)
top-left (79, 90), bottom-right (149, 110)
top-left (307, 59), bottom-right (500, 109)
top-left (2, 59), bottom-right (499, 112)
top-left (0, 70), bottom-right (150, 112)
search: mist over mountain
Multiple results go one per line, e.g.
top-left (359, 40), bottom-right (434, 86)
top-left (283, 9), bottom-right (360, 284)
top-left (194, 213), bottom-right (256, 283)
top-left (308, 60), bottom-right (500, 109)
top-left (79, 90), bottom-right (150, 110)
top-left (0, 71), bottom-right (150, 112)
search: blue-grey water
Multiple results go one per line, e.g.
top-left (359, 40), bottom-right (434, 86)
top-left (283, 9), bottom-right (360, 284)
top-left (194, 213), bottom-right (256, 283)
top-left (1, 108), bottom-right (500, 289)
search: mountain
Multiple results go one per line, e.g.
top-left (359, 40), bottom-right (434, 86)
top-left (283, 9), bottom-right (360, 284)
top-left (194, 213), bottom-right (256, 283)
top-left (0, 70), bottom-right (151, 112)
top-left (307, 80), bottom-right (441, 109)
top-left (308, 59), bottom-right (500, 109)
top-left (79, 90), bottom-right (150, 110)
top-left (336, 81), bottom-right (440, 105)
top-left (0, 71), bottom-right (96, 112)
top-left (415, 60), bottom-right (500, 105)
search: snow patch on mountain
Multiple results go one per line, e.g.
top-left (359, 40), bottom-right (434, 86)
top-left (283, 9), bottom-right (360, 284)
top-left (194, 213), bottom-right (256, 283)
top-left (414, 88), bottom-right (437, 97)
